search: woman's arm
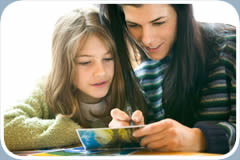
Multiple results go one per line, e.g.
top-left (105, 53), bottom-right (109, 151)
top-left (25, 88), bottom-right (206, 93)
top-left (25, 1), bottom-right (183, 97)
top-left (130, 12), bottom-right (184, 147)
top-left (194, 24), bottom-right (236, 153)
top-left (109, 109), bottom-right (207, 152)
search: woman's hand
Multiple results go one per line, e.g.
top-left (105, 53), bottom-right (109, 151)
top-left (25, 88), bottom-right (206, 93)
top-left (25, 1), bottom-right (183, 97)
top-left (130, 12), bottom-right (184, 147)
top-left (108, 108), bottom-right (144, 128)
top-left (133, 118), bottom-right (206, 152)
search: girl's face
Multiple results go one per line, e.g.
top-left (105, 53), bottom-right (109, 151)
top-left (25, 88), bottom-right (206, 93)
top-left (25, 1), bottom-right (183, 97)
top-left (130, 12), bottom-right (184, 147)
top-left (122, 4), bottom-right (177, 60)
top-left (74, 34), bottom-right (114, 103)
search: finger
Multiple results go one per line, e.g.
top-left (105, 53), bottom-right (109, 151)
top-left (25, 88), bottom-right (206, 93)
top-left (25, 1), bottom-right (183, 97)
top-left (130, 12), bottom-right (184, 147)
top-left (149, 144), bottom-right (170, 152)
top-left (131, 110), bottom-right (144, 125)
top-left (156, 145), bottom-right (174, 152)
top-left (108, 119), bottom-right (130, 128)
top-left (145, 136), bottom-right (170, 151)
top-left (145, 134), bottom-right (179, 152)
top-left (148, 142), bottom-right (176, 152)
top-left (140, 131), bottom-right (167, 146)
top-left (133, 119), bottom-right (172, 137)
top-left (111, 108), bottom-right (130, 121)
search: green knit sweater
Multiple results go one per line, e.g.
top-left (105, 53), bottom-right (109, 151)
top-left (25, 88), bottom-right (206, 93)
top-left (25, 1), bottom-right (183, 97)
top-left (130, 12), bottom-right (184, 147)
top-left (4, 82), bottom-right (81, 151)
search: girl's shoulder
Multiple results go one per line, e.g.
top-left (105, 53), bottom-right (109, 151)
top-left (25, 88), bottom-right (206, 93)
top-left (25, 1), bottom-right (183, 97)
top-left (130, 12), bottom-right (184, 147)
top-left (5, 76), bottom-right (53, 119)
top-left (24, 76), bottom-right (48, 104)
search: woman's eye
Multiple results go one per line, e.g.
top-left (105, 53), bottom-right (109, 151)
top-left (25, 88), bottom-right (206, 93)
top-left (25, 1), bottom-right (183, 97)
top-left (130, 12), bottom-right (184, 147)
top-left (127, 24), bottom-right (138, 28)
top-left (104, 57), bottom-right (113, 61)
top-left (153, 21), bottom-right (165, 26)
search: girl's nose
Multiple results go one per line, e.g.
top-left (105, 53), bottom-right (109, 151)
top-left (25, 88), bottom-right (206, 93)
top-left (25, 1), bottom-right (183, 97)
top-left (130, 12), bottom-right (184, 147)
top-left (94, 62), bottom-right (105, 76)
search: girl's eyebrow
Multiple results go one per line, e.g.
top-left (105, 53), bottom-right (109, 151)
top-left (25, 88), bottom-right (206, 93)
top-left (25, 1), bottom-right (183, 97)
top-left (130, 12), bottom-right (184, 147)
top-left (77, 55), bottom-right (92, 57)
top-left (104, 51), bottom-right (112, 55)
top-left (126, 16), bottom-right (166, 24)
top-left (76, 51), bottom-right (111, 58)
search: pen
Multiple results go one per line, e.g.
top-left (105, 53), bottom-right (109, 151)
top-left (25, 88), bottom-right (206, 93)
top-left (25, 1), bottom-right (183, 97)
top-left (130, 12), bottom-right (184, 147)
top-left (126, 106), bottom-right (135, 126)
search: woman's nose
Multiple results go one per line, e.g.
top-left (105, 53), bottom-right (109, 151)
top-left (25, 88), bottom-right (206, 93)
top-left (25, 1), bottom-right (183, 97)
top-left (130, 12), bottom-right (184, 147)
top-left (141, 26), bottom-right (153, 46)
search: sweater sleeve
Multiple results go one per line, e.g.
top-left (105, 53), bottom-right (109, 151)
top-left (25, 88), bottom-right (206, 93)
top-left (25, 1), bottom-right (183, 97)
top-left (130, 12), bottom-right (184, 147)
top-left (194, 121), bottom-right (235, 154)
top-left (4, 84), bottom-right (81, 151)
top-left (194, 57), bottom-right (236, 154)
top-left (194, 24), bottom-right (236, 154)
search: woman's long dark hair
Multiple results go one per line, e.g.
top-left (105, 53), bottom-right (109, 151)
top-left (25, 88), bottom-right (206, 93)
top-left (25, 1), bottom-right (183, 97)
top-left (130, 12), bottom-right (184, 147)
top-left (100, 4), bottom-right (209, 126)
top-left (99, 5), bottom-right (148, 116)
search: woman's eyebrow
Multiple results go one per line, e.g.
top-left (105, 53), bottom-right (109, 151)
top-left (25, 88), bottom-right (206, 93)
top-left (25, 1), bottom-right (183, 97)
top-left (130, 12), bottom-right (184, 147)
top-left (126, 20), bottom-right (137, 25)
top-left (126, 16), bottom-right (166, 24)
top-left (150, 16), bottom-right (166, 23)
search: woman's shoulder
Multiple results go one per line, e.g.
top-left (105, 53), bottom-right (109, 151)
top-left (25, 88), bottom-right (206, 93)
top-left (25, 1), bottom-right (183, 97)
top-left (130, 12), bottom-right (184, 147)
top-left (199, 22), bottom-right (236, 34)
top-left (199, 22), bottom-right (236, 43)
top-left (200, 22), bottom-right (236, 61)
top-left (202, 23), bottom-right (236, 76)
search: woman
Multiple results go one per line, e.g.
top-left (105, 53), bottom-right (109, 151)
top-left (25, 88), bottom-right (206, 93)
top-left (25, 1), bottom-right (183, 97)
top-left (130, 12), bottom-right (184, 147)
top-left (100, 4), bottom-right (236, 154)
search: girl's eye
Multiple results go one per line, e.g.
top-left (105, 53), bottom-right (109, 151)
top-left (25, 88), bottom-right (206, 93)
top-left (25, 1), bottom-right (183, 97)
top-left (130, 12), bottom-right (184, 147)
top-left (78, 61), bottom-right (90, 65)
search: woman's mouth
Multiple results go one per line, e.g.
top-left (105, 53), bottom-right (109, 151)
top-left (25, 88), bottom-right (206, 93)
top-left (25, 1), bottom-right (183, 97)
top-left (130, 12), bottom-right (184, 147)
top-left (145, 44), bottom-right (162, 53)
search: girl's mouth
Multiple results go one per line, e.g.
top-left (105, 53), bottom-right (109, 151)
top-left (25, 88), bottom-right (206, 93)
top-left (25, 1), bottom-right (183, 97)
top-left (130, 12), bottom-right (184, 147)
top-left (92, 81), bottom-right (107, 88)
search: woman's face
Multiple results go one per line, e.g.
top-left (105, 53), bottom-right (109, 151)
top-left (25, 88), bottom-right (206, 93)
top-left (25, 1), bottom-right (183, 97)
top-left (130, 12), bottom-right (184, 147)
top-left (122, 4), bottom-right (177, 60)
top-left (74, 34), bottom-right (114, 103)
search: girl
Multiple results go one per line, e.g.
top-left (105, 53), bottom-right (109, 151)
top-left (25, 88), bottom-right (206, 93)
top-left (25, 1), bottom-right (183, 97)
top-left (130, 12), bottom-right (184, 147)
top-left (100, 4), bottom-right (236, 154)
top-left (4, 8), bottom-right (146, 151)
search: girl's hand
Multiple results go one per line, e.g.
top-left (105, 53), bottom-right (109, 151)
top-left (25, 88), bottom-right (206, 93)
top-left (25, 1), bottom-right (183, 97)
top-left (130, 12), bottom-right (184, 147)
top-left (108, 108), bottom-right (144, 128)
top-left (133, 118), bottom-right (206, 152)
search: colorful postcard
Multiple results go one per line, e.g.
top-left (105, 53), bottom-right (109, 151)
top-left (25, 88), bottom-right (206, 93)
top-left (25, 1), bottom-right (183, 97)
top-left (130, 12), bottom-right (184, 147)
top-left (31, 146), bottom-right (142, 156)
top-left (76, 125), bottom-right (146, 150)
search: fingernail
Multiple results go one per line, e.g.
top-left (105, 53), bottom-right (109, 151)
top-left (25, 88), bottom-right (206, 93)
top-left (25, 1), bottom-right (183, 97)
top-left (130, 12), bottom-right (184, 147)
top-left (133, 131), bottom-right (137, 137)
top-left (133, 117), bottom-right (139, 123)
top-left (136, 117), bottom-right (141, 122)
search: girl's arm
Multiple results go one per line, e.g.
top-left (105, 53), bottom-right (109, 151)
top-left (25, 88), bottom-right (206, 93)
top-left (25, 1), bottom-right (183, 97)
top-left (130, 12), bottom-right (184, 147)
top-left (4, 84), bottom-right (81, 151)
top-left (108, 108), bottom-right (144, 128)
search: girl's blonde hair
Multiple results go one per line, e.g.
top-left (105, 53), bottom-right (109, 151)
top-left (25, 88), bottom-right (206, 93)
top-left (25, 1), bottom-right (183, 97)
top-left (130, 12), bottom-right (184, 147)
top-left (45, 8), bottom-right (126, 127)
